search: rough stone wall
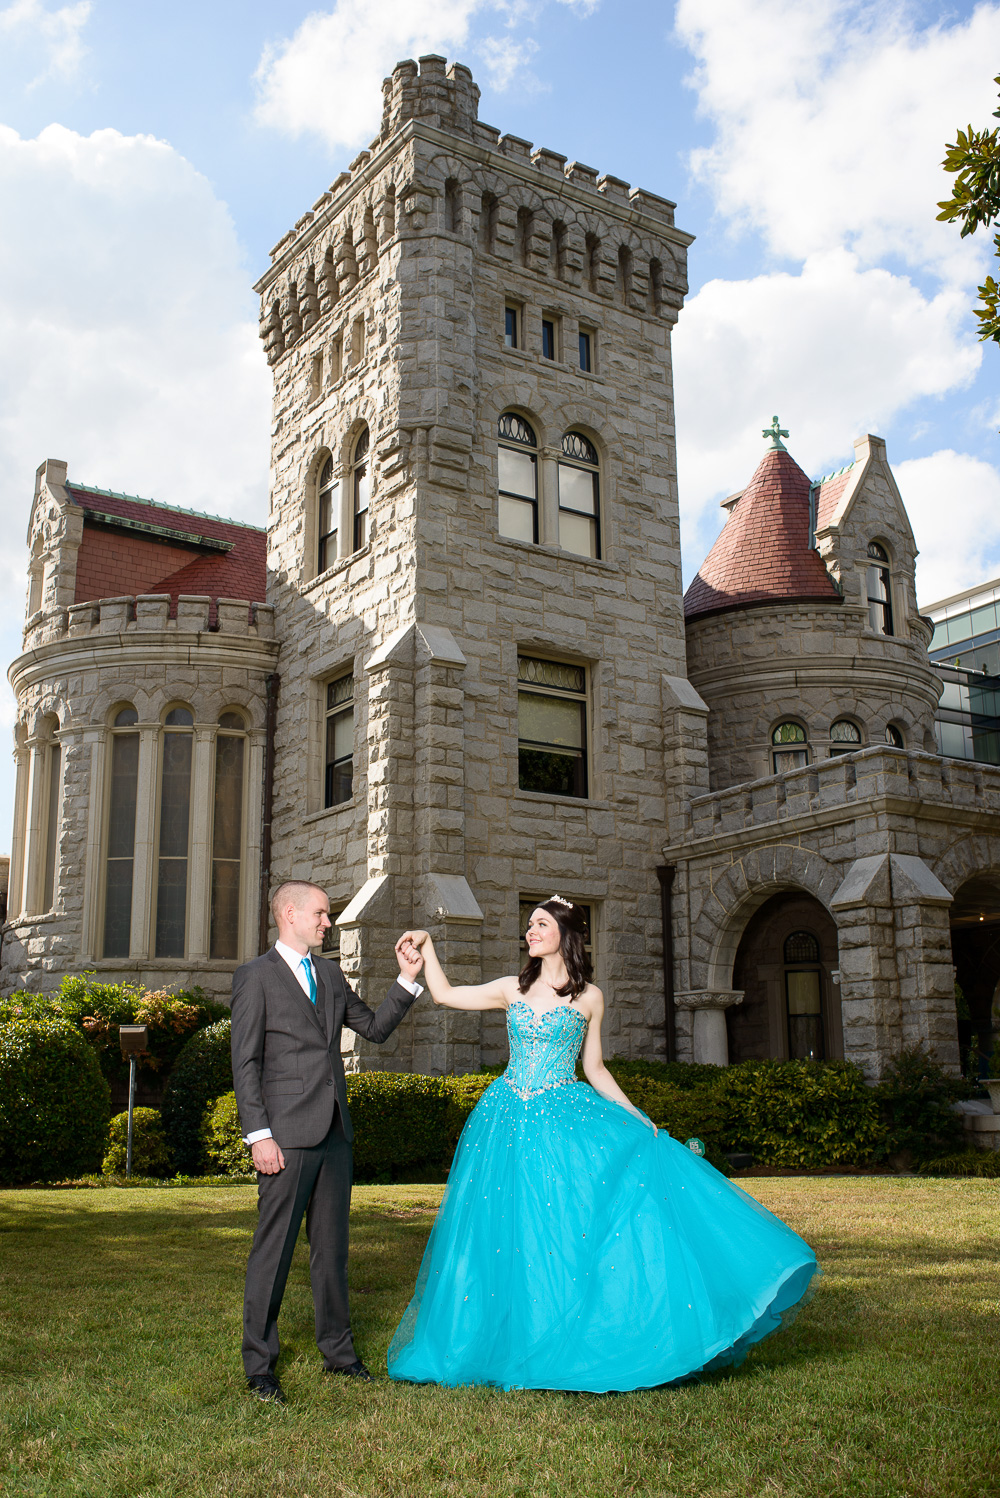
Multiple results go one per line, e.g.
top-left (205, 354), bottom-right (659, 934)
top-left (258, 55), bottom-right (693, 1072)
top-left (686, 599), bottom-right (942, 790)
top-left (662, 745), bottom-right (1000, 1076)
top-left (3, 593), bottom-right (278, 999)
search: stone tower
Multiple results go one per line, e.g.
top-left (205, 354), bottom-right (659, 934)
top-left (255, 56), bottom-right (694, 1073)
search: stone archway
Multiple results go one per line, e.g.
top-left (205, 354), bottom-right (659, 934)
top-left (728, 891), bottom-right (842, 1063)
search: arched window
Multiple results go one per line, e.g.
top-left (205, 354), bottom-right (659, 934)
top-left (866, 541), bottom-right (894, 636)
top-left (783, 930), bottom-right (825, 1060)
top-left (498, 413), bottom-right (538, 543)
top-left (829, 719), bottom-right (862, 756)
top-left (155, 706), bottom-right (194, 958)
top-left (352, 427), bottom-right (370, 551)
top-left (885, 723), bottom-right (904, 748)
top-left (210, 711), bottom-right (246, 959)
top-left (772, 721), bottom-right (808, 773)
top-left (317, 455), bottom-right (337, 573)
top-left (103, 705), bottom-right (139, 957)
top-left (558, 432), bottom-right (601, 558)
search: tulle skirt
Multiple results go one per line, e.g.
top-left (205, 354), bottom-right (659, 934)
top-left (387, 1075), bottom-right (818, 1392)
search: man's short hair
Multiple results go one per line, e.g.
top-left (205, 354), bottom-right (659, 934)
top-left (270, 880), bottom-right (328, 924)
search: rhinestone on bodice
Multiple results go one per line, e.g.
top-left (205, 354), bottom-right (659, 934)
top-left (503, 1000), bottom-right (588, 1100)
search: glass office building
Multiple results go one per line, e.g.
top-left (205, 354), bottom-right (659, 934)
top-left (925, 577), bottom-right (1000, 765)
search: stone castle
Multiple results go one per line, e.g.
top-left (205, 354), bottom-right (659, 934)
top-left (6, 57), bottom-right (1000, 1083)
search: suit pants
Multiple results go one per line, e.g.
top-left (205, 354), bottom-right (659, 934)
top-left (242, 1114), bottom-right (355, 1377)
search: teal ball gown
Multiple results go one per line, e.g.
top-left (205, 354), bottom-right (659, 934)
top-left (388, 1001), bottom-right (818, 1392)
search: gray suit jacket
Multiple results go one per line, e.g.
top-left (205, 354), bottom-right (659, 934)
top-left (230, 948), bottom-right (418, 1148)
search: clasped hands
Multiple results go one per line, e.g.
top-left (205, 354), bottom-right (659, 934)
top-left (395, 929), bottom-right (429, 978)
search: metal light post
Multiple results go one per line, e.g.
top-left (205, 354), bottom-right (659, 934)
top-left (119, 1024), bottom-right (149, 1179)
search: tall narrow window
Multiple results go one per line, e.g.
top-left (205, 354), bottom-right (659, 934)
top-left (541, 319), bottom-right (556, 360)
top-left (103, 706), bottom-right (139, 957)
top-left (517, 655), bottom-right (588, 799)
top-left (866, 542), bottom-right (894, 635)
top-left (772, 721), bottom-right (808, 773)
top-left (558, 432), bottom-right (601, 558)
top-left (784, 930), bottom-right (825, 1060)
top-left (325, 674), bottom-right (354, 807)
top-left (155, 707), bottom-right (193, 959)
top-left (318, 456), bottom-right (337, 573)
top-left (210, 711), bottom-right (245, 960)
top-left (498, 414), bottom-right (538, 543)
top-left (505, 306), bottom-right (519, 348)
top-left (829, 719), bottom-right (862, 757)
top-left (578, 330), bottom-right (593, 372)
top-left (352, 427), bottom-right (370, 550)
top-left (42, 730), bottom-right (61, 911)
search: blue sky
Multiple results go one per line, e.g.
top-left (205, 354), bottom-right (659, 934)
top-left (1, 0), bottom-right (999, 848)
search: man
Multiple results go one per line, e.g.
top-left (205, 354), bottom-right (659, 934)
top-left (230, 879), bottom-right (423, 1403)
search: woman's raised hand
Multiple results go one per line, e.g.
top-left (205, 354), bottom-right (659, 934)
top-left (395, 930), bottom-right (429, 968)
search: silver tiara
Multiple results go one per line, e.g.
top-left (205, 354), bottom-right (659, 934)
top-left (549, 894), bottom-right (573, 908)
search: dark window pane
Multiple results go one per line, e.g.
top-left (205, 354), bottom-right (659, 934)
top-left (327, 674), bottom-right (354, 710)
top-left (155, 730), bottom-right (192, 957)
top-left (42, 744), bottom-right (61, 910)
top-left (786, 971), bottom-right (824, 1060)
top-left (505, 307), bottom-right (518, 348)
top-left (218, 710), bottom-right (245, 730)
top-left (784, 930), bottom-right (820, 963)
top-left (114, 705), bottom-right (138, 727)
top-left (212, 735), bottom-right (244, 861)
top-left (165, 707), bottom-right (193, 727)
top-left (155, 859), bottom-right (188, 958)
top-left (542, 320), bottom-right (554, 359)
top-left (579, 332), bottom-right (591, 371)
top-left (325, 706), bottom-right (354, 808)
top-left (518, 746), bottom-right (587, 798)
top-left (107, 734), bottom-right (139, 858)
top-left (103, 858), bottom-right (134, 959)
top-left (210, 860), bottom-right (241, 960)
top-left (562, 431), bottom-right (598, 464)
top-left (497, 413), bottom-right (535, 446)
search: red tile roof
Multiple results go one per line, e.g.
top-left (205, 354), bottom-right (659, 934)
top-left (684, 448), bottom-right (841, 621)
top-left (814, 465), bottom-right (854, 532)
top-left (67, 483), bottom-right (266, 623)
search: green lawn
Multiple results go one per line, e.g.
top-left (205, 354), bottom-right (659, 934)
top-left (0, 1178), bottom-right (996, 1498)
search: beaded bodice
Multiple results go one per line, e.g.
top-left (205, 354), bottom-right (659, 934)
top-left (503, 1000), bottom-right (587, 1100)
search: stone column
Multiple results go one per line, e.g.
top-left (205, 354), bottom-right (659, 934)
top-left (673, 990), bottom-right (744, 1065)
top-left (129, 724), bottom-right (160, 960)
top-left (20, 733), bottom-right (50, 917)
top-left (539, 448), bottom-right (560, 548)
top-left (7, 737), bottom-right (30, 919)
top-left (185, 726), bottom-right (216, 960)
top-left (889, 854), bottom-right (960, 1074)
top-left (831, 855), bottom-right (900, 1077)
top-left (240, 731), bottom-right (267, 961)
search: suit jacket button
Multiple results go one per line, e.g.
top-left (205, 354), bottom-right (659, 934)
top-left (326, 1079), bottom-right (334, 1086)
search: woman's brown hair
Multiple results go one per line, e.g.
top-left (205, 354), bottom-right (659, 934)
top-left (517, 899), bottom-right (593, 1000)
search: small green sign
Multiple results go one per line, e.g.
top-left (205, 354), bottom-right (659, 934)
top-left (684, 1137), bottom-right (706, 1157)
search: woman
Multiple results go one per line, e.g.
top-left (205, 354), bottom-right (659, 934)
top-left (387, 899), bottom-right (818, 1392)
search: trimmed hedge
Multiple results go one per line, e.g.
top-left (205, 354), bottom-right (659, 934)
top-left (872, 1047), bottom-right (966, 1163)
top-left (102, 1108), bottom-right (173, 1177)
top-left (203, 1093), bottom-right (253, 1177)
top-left (711, 1058), bottom-right (881, 1168)
top-left (0, 1015), bottom-right (110, 1184)
top-left (161, 1019), bottom-right (234, 1174)
top-left (607, 1057), bottom-right (724, 1092)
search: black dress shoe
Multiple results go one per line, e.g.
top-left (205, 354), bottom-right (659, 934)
top-left (327, 1359), bottom-right (372, 1382)
top-left (247, 1373), bottom-right (287, 1404)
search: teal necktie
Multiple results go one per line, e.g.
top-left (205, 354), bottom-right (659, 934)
top-left (300, 956), bottom-right (317, 1005)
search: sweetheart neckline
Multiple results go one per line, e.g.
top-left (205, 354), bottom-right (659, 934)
top-left (508, 998), bottom-right (587, 1024)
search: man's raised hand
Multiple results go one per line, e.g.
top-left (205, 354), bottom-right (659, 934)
top-left (395, 930), bottom-right (428, 982)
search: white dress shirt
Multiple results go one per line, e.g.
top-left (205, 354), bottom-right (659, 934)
top-left (244, 945), bottom-right (422, 1145)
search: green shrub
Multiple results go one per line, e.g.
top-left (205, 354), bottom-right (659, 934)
top-left (348, 1072), bottom-right (453, 1179)
top-left (202, 1093), bottom-right (253, 1177)
top-left (712, 1058), bottom-right (881, 1168)
top-left (161, 1019), bottom-right (233, 1174)
top-left (0, 1015), bottom-right (110, 1184)
top-left (873, 1046), bottom-right (967, 1163)
top-left (102, 1108), bottom-right (173, 1177)
top-left (51, 974), bottom-right (227, 1088)
top-left (916, 1151), bottom-right (1000, 1177)
top-left (611, 1076), bottom-right (730, 1168)
top-left (607, 1057), bottom-right (724, 1091)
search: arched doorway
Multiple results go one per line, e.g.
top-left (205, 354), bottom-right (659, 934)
top-left (729, 891), bottom-right (842, 1063)
top-left (949, 875), bottom-right (1000, 1075)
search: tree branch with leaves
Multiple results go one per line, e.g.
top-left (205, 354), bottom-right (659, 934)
top-left (937, 73), bottom-right (1000, 344)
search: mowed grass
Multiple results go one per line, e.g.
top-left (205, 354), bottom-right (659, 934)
top-left (0, 1178), bottom-right (996, 1498)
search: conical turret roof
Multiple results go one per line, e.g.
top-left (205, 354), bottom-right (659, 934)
top-left (683, 446), bottom-right (840, 621)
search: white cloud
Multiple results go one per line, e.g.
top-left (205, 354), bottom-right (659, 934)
top-left (0, 122), bottom-right (271, 845)
top-left (254, 0), bottom-right (483, 152)
top-left (676, 0), bottom-right (1000, 285)
top-left (0, 0), bottom-right (91, 87)
top-left (674, 247), bottom-right (981, 573)
top-left (897, 450), bottom-right (1000, 608)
